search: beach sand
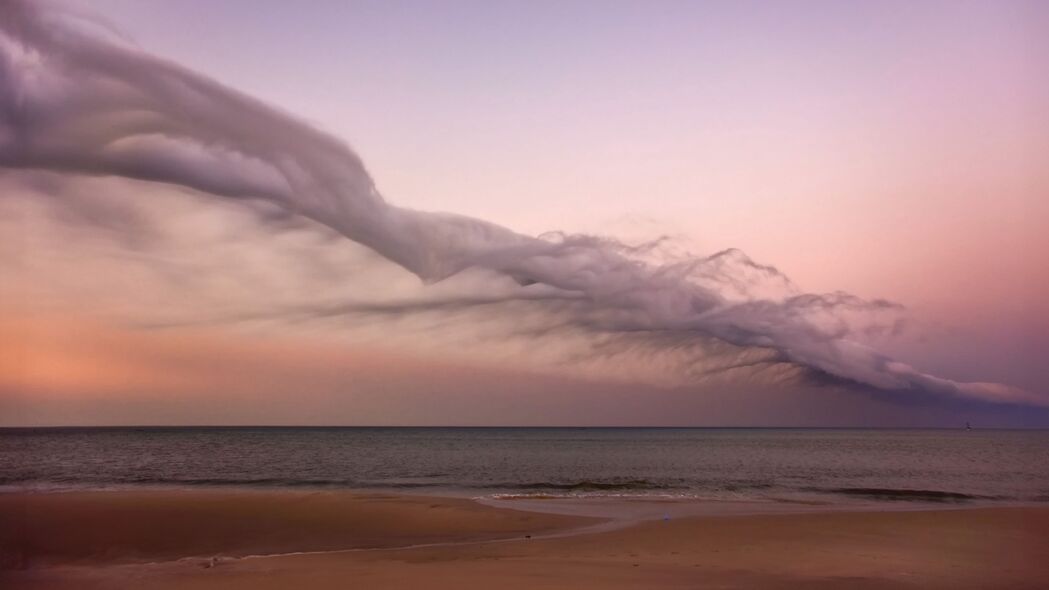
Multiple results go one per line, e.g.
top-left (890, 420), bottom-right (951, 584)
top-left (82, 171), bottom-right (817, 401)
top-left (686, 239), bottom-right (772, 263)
top-left (2, 490), bottom-right (1048, 589)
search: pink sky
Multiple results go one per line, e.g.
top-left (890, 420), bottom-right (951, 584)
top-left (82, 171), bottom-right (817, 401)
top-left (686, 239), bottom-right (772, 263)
top-left (2, 0), bottom-right (1047, 425)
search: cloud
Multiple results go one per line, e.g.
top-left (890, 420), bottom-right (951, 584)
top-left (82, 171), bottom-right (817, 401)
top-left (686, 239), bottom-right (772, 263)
top-left (0, 0), bottom-right (1044, 407)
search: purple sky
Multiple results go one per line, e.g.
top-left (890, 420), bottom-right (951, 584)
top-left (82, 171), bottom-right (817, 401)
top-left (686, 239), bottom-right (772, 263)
top-left (2, 0), bottom-right (1047, 426)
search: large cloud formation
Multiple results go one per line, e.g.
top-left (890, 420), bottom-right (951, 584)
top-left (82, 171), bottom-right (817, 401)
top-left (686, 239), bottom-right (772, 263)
top-left (0, 0), bottom-right (1042, 407)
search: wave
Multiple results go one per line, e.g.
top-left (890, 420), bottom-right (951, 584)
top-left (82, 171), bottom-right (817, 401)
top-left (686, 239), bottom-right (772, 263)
top-left (4, 476), bottom-right (1044, 505)
top-left (0, 476), bottom-right (357, 488)
top-left (810, 487), bottom-right (998, 502)
top-left (0, 475), bottom-right (669, 492)
top-left (482, 479), bottom-right (673, 492)
top-left (153, 477), bottom-right (358, 487)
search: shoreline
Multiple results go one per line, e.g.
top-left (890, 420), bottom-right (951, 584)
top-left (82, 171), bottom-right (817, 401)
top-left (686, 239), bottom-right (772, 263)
top-left (5, 480), bottom-right (1044, 505)
top-left (0, 489), bottom-right (598, 568)
top-left (3, 489), bottom-right (1049, 589)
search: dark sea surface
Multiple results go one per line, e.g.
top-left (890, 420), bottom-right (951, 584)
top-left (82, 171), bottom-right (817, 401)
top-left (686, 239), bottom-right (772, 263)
top-left (2, 427), bottom-right (1048, 505)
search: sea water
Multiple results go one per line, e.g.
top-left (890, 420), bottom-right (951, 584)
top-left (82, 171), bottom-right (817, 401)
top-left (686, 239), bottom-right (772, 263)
top-left (2, 427), bottom-right (1047, 505)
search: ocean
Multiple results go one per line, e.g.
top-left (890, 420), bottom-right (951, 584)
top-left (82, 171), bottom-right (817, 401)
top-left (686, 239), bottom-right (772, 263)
top-left (2, 427), bottom-right (1047, 505)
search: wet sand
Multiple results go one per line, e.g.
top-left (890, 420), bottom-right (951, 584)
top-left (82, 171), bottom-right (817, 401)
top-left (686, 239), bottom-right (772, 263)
top-left (2, 490), bottom-right (1048, 589)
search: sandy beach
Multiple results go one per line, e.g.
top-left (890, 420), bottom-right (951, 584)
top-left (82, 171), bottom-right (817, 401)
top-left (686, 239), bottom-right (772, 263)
top-left (2, 490), bottom-right (1048, 589)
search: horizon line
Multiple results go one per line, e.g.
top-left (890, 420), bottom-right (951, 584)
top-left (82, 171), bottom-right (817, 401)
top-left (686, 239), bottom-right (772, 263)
top-left (1, 424), bottom-right (1043, 430)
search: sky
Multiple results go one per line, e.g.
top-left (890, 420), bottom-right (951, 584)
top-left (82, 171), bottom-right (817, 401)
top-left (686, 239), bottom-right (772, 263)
top-left (1, 0), bottom-right (1047, 426)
